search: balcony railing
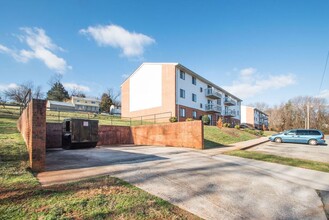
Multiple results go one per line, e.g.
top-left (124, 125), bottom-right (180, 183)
top-left (224, 97), bottom-right (236, 106)
top-left (205, 88), bottom-right (222, 99)
top-left (224, 109), bottom-right (236, 117)
top-left (205, 104), bottom-right (222, 113)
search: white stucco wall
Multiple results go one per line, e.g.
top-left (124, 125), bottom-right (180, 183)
top-left (129, 64), bottom-right (162, 112)
top-left (241, 105), bottom-right (247, 123)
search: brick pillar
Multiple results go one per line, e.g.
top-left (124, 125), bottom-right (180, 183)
top-left (29, 99), bottom-right (47, 172)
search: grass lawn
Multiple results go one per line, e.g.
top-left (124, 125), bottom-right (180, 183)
top-left (204, 126), bottom-right (259, 148)
top-left (0, 106), bottom-right (200, 219)
top-left (225, 150), bottom-right (329, 173)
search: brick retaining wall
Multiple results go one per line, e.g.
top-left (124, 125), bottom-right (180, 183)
top-left (98, 125), bottom-right (133, 145)
top-left (17, 99), bottom-right (47, 172)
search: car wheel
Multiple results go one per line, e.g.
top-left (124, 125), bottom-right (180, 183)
top-left (274, 137), bottom-right (282, 143)
top-left (308, 139), bottom-right (317, 145)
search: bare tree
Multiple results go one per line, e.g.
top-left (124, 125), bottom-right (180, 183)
top-left (70, 87), bottom-right (86, 98)
top-left (107, 88), bottom-right (121, 106)
top-left (248, 102), bottom-right (269, 112)
top-left (267, 96), bottom-right (329, 133)
top-left (4, 81), bottom-right (45, 103)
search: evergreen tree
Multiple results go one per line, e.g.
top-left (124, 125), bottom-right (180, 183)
top-left (47, 81), bottom-right (70, 101)
top-left (100, 93), bottom-right (113, 112)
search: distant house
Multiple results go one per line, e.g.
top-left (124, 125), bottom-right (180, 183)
top-left (47, 96), bottom-right (100, 113)
top-left (241, 105), bottom-right (269, 130)
top-left (47, 100), bottom-right (75, 111)
top-left (70, 96), bottom-right (100, 113)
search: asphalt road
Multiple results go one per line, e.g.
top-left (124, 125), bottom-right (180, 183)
top-left (38, 146), bottom-right (329, 220)
top-left (249, 136), bottom-right (329, 163)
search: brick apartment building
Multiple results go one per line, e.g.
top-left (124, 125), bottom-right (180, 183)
top-left (241, 105), bottom-right (269, 129)
top-left (121, 63), bottom-right (242, 126)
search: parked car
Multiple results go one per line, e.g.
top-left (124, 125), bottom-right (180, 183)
top-left (269, 129), bottom-right (326, 145)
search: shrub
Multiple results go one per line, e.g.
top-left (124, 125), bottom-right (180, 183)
top-left (217, 118), bottom-right (223, 128)
top-left (169, 116), bottom-right (177, 123)
top-left (201, 115), bottom-right (210, 125)
top-left (234, 125), bottom-right (240, 129)
top-left (186, 118), bottom-right (194, 121)
top-left (223, 123), bottom-right (230, 128)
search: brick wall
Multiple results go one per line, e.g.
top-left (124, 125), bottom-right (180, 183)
top-left (46, 123), bottom-right (62, 148)
top-left (98, 125), bottom-right (133, 145)
top-left (97, 121), bottom-right (204, 149)
top-left (131, 121), bottom-right (204, 149)
top-left (17, 99), bottom-right (46, 172)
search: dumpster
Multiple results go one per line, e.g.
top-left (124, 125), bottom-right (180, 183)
top-left (62, 118), bottom-right (99, 149)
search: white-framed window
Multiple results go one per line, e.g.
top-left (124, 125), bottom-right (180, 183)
top-left (192, 76), bottom-right (196, 85)
top-left (180, 70), bottom-right (185, 80)
top-left (180, 89), bottom-right (185, 98)
top-left (192, 110), bottom-right (197, 119)
top-left (192, 93), bottom-right (197, 102)
top-left (180, 108), bottom-right (186, 117)
top-left (200, 87), bottom-right (203, 93)
top-left (200, 103), bottom-right (203, 109)
top-left (217, 99), bottom-right (221, 105)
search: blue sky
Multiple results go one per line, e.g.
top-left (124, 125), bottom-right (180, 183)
top-left (0, 0), bottom-right (329, 105)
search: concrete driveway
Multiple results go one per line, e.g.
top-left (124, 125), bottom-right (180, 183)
top-left (250, 136), bottom-right (329, 163)
top-left (38, 146), bottom-right (329, 220)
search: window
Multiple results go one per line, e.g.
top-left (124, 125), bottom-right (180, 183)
top-left (297, 130), bottom-right (309, 135)
top-left (200, 87), bottom-right (203, 93)
top-left (91, 101), bottom-right (96, 104)
top-left (200, 103), bottom-right (203, 109)
top-left (192, 93), bottom-right (197, 102)
top-left (77, 100), bottom-right (80, 102)
top-left (192, 76), bottom-right (196, 85)
top-left (192, 111), bottom-right (197, 119)
top-left (180, 108), bottom-right (186, 117)
top-left (180, 89), bottom-right (185, 98)
top-left (217, 99), bottom-right (221, 105)
top-left (309, 130), bottom-right (321, 135)
top-left (180, 70), bottom-right (185, 80)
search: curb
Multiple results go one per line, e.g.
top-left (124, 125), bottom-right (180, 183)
top-left (239, 139), bottom-right (270, 151)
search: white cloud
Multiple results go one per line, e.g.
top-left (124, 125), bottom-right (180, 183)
top-left (80, 24), bottom-right (155, 58)
top-left (0, 27), bottom-right (71, 73)
top-left (317, 89), bottom-right (329, 100)
top-left (0, 83), bottom-right (19, 91)
top-left (240, 67), bottom-right (256, 77)
top-left (63, 83), bottom-right (90, 92)
top-left (223, 68), bottom-right (296, 99)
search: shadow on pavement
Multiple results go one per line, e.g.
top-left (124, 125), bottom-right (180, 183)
top-left (45, 146), bottom-right (167, 171)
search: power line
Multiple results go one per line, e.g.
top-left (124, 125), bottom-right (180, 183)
top-left (319, 50), bottom-right (329, 94)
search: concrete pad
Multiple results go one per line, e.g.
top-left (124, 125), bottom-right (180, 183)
top-left (38, 146), bottom-right (328, 220)
top-left (250, 141), bottom-right (329, 163)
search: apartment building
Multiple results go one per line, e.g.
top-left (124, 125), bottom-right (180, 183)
top-left (121, 63), bottom-right (242, 126)
top-left (241, 105), bottom-right (269, 130)
top-left (70, 96), bottom-right (100, 112)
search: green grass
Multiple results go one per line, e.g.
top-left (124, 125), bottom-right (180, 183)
top-left (204, 126), bottom-right (259, 148)
top-left (0, 106), bottom-right (200, 219)
top-left (225, 150), bottom-right (329, 173)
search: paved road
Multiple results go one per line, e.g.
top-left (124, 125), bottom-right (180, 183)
top-left (38, 146), bottom-right (329, 220)
top-left (249, 136), bottom-right (329, 163)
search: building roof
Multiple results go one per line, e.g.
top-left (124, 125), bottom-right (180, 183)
top-left (47, 100), bottom-right (75, 107)
top-left (71, 96), bottom-right (100, 102)
top-left (121, 62), bottom-right (242, 102)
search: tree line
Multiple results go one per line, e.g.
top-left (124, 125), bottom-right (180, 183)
top-left (250, 96), bottom-right (329, 133)
top-left (0, 75), bottom-right (120, 113)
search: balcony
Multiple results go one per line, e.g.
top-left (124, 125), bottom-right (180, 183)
top-left (205, 88), bottom-right (222, 99)
top-left (224, 97), bottom-right (236, 106)
top-left (205, 104), bottom-right (222, 113)
top-left (224, 109), bottom-right (236, 117)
